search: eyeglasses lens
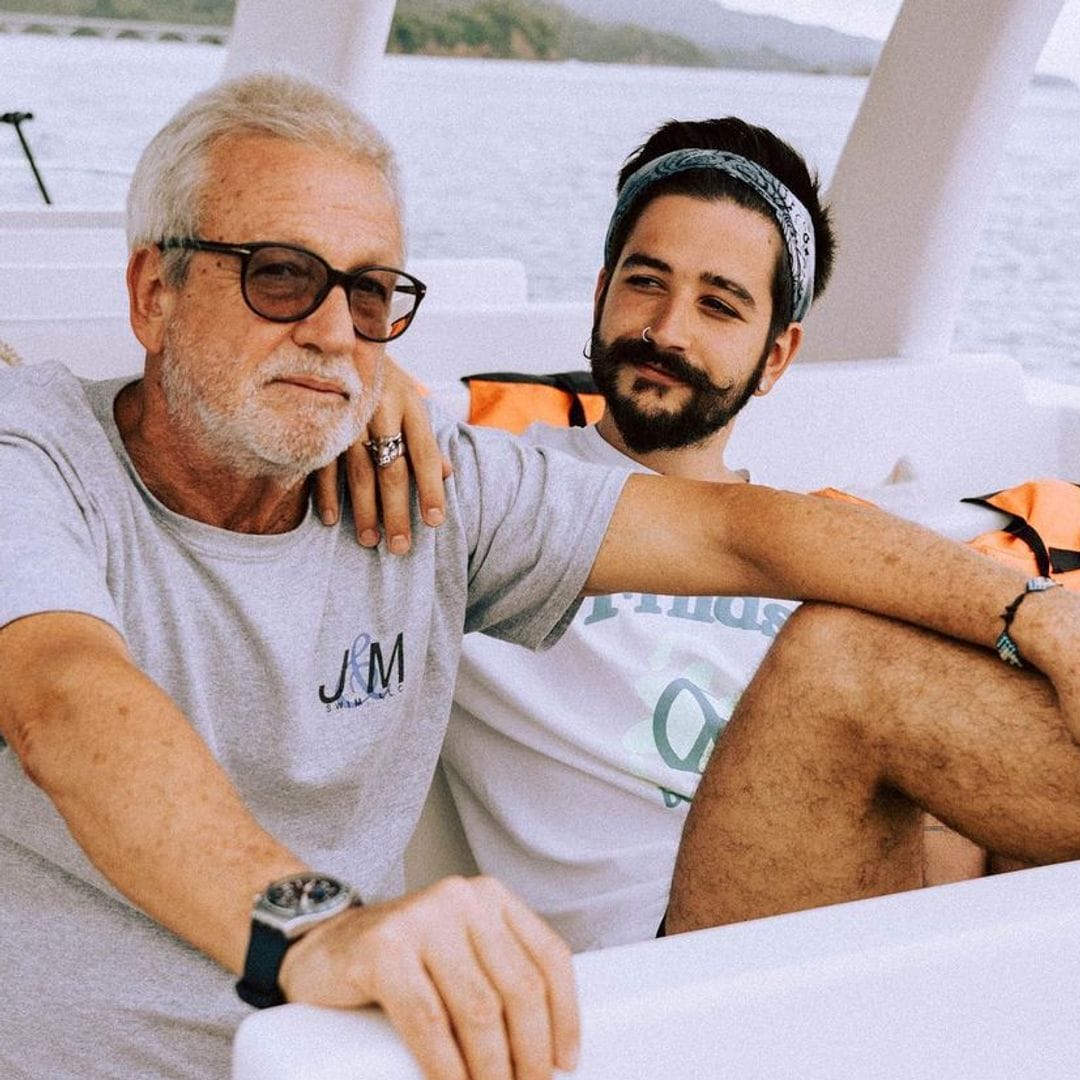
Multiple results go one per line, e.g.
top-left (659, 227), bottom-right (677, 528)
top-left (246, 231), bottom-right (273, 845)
top-left (243, 247), bottom-right (418, 341)
top-left (348, 269), bottom-right (418, 342)
top-left (245, 246), bottom-right (325, 320)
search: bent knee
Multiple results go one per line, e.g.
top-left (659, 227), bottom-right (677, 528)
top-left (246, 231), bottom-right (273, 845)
top-left (762, 603), bottom-right (881, 689)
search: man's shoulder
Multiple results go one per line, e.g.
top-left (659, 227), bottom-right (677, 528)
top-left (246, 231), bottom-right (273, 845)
top-left (522, 422), bottom-right (642, 473)
top-left (0, 362), bottom-right (124, 487)
top-left (0, 361), bottom-right (99, 430)
top-left (0, 360), bottom-right (77, 399)
top-left (434, 416), bottom-right (595, 479)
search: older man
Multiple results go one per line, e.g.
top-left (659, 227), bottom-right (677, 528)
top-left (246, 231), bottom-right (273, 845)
top-left (2, 73), bottom-right (1078, 1080)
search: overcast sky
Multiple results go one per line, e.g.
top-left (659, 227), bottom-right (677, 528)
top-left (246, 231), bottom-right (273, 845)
top-left (714, 0), bottom-right (1080, 83)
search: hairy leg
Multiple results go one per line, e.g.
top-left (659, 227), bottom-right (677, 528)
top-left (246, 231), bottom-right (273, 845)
top-left (666, 603), bottom-right (1080, 932)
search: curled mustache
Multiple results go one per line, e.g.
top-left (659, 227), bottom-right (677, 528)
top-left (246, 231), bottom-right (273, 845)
top-left (594, 336), bottom-right (730, 395)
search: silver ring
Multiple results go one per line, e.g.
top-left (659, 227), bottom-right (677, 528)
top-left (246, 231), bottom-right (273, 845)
top-left (642, 326), bottom-right (652, 342)
top-left (364, 432), bottom-right (405, 469)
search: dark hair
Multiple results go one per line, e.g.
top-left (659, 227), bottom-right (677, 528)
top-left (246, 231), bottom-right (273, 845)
top-left (608, 118), bottom-right (835, 340)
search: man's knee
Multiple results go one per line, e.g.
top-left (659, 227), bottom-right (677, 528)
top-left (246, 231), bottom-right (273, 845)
top-left (751, 602), bottom-right (881, 714)
top-left (723, 602), bottom-right (890, 781)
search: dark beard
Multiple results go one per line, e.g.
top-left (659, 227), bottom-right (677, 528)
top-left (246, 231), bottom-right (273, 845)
top-left (589, 330), bottom-right (768, 453)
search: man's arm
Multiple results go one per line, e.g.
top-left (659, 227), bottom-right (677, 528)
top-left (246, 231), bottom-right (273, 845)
top-left (0, 612), bottom-right (299, 971)
top-left (588, 476), bottom-right (1080, 722)
top-left (0, 611), bottom-right (578, 1080)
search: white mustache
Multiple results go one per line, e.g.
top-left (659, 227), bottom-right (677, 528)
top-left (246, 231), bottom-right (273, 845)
top-left (256, 350), bottom-right (366, 399)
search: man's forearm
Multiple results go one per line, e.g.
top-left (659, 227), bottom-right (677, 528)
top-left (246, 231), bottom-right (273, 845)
top-left (588, 475), bottom-right (1077, 659)
top-left (0, 612), bottom-right (305, 974)
top-left (1, 613), bottom-right (582, 1076)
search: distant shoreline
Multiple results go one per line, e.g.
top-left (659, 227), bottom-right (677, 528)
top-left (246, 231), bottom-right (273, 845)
top-left (0, 6), bottom-right (1074, 89)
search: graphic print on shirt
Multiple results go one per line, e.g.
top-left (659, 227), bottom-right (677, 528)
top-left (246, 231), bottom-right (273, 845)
top-left (318, 629), bottom-right (405, 711)
top-left (581, 592), bottom-right (797, 807)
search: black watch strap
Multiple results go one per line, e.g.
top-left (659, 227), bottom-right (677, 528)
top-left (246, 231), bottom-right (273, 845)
top-left (236, 919), bottom-right (289, 1009)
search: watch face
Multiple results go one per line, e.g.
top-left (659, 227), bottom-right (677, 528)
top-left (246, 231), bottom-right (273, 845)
top-left (265, 875), bottom-right (348, 916)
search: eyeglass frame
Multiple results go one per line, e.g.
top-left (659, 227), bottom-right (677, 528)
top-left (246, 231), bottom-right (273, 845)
top-left (157, 237), bottom-right (427, 343)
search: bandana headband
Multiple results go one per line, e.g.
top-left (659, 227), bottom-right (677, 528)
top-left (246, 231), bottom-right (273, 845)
top-left (603, 148), bottom-right (816, 322)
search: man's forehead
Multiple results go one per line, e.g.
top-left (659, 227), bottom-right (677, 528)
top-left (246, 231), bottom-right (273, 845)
top-left (622, 193), bottom-right (780, 285)
top-left (198, 133), bottom-right (403, 261)
top-left (629, 192), bottom-right (780, 243)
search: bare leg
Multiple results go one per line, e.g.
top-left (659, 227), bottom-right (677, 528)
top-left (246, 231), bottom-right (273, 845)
top-left (666, 603), bottom-right (1080, 932)
top-left (922, 812), bottom-right (986, 885)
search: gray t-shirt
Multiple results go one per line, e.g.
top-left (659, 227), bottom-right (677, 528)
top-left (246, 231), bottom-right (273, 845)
top-left (0, 362), bottom-right (626, 1078)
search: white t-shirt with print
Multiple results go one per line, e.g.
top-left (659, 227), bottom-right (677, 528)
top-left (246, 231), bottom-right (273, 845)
top-left (447, 423), bottom-right (798, 952)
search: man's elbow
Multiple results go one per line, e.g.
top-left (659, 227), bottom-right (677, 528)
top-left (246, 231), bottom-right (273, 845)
top-left (0, 612), bottom-right (130, 789)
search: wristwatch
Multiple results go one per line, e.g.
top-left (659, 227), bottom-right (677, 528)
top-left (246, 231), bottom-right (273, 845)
top-left (236, 872), bottom-right (359, 1008)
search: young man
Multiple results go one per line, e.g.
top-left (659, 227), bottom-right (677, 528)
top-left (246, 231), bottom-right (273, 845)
top-left (447, 118), bottom-right (838, 951)
top-left (445, 118), bottom-right (1055, 951)
top-left (2, 74), bottom-right (1077, 1079)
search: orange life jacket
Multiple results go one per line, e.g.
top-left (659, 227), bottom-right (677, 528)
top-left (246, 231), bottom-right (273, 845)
top-left (817, 480), bottom-right (1080, 592)
top-left (962, 479), bottom-right (1080, 590)
top-left (462, 370), bottom-right (605, 435)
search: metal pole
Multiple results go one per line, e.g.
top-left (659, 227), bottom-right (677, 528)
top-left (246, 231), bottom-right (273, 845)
top-left (1, 111), bottom-right (51, 205)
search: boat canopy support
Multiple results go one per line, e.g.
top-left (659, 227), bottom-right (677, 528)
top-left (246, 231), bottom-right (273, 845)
top-left (224, 0), bottom-right (397, 112)
top-left (804, 0), bottom-right (1067, 363)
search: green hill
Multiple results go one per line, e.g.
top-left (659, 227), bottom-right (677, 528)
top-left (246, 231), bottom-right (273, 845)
top-left (0, 0), bottom-right (875, 71)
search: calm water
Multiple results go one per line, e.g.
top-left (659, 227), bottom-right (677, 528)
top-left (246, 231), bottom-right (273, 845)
top-left (2, 34), bottom-right (1079, 381)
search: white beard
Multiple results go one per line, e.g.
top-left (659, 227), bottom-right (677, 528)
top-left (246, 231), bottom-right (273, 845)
top-left (159, 323), bottom-right (382, 481)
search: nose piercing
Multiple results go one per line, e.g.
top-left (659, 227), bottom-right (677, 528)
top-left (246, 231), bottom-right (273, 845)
top-left (642, 326), bottom-right (652, 342)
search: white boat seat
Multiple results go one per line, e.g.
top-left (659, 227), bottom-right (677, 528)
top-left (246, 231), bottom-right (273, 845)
top-left (0, 226), bottom-right (130, 265)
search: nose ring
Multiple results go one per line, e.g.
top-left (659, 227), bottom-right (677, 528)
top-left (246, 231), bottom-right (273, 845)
top-left (642, 326), bottom-right (652, 343)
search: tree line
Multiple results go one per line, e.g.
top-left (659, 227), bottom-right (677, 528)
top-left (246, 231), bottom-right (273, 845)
top-left (3, 0), bottom-right (717, 66)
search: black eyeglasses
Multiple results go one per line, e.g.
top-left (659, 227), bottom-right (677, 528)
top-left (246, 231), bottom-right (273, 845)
top-left (158, 238), bottom-right (427, 343)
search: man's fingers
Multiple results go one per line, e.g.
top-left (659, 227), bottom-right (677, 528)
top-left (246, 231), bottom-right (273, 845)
top-left (427, 877), bottom-right (568, 1080)
top-left (464, 922), bottom-right (556, 1080)
top-left (498, 888), bottom-right (579, 1075)
top-left (282, 879), bottom-right (579, 1079)
top-left (373, 954), bottom-right (471, 1080)
top-left (374, 455), bottom-right (414, 555)
top-left (313, 459), bottom-right (342, 526)
top-left (425, 934), bottom-right (515, 1080)
top-left (345, 436), bottom-right (381, 547)
top-left (342, 352), bottom-right (448, 552)
top-left (401, 393), bottom-right (449, 529)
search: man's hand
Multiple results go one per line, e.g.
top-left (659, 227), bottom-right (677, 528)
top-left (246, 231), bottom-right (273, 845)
top-left (279, 875), bottom-right (579, 1080)
top-left (314, 356), bottom-right (452, 553)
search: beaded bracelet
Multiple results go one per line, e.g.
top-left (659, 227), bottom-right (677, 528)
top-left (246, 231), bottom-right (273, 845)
top-left (995, 576), bottom-right (1060, 667)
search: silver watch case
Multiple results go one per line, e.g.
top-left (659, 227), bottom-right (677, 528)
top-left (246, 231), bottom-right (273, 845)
top-left (253, 873), bottom-right (357, 941)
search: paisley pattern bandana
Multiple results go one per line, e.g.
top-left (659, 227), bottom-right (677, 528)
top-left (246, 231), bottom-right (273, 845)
top-left (604, 148), bottom-right (816, 322)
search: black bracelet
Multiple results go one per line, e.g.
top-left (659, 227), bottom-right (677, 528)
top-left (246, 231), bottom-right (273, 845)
top-left (995, 576), bottom-right (1060, 668)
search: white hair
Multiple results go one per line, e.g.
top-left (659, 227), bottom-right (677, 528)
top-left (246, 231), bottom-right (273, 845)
top-left (126, 71), bottom-right (401, 283)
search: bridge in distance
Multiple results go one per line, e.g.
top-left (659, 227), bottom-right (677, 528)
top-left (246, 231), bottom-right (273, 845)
top-left (0, 10), bottom-right (228, 44)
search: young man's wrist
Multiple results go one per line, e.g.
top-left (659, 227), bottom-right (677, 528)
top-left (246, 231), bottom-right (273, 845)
top-left (1005, 581), bottom-right (1076, 674)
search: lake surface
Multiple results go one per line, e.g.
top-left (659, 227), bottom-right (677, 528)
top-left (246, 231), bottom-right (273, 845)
top-left (2, 34), bottom-right (1079, 381)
